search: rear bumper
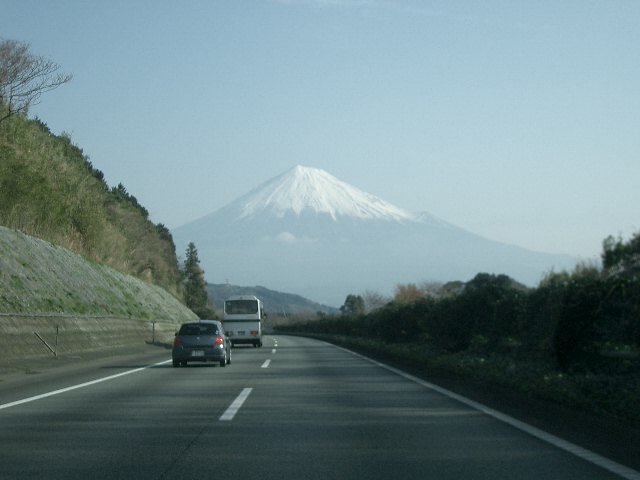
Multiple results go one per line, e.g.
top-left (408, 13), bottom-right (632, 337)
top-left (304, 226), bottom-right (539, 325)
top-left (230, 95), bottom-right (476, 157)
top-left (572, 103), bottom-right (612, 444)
top-left (172, 347), bottom-right (225, 362)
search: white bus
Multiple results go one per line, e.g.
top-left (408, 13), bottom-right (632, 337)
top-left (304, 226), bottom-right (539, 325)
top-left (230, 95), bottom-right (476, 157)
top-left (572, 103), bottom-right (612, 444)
top-left (222, 295), bottom-right (264, 347)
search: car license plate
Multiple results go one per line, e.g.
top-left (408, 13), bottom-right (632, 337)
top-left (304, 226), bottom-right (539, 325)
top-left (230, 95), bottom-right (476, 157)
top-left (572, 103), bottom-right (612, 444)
top-left (237, 331), bottom-right (245, 335)
top-left (191, 350), bottom-right (204, 357)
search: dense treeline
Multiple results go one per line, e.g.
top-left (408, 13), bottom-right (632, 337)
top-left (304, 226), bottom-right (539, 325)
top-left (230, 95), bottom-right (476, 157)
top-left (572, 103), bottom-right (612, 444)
top-left (0, 108), bottom-right (184, 299)
top-left (279, 236), bottom-right (639, 420)
top-left (282, 233), bottom-right (640, 374)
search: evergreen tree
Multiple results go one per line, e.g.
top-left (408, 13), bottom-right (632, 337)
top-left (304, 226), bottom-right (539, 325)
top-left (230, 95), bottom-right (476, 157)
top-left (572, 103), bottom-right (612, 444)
top-left (340, 294), bottom-right (365, 316)
top-left (183, 242), bottom-right (216, 319)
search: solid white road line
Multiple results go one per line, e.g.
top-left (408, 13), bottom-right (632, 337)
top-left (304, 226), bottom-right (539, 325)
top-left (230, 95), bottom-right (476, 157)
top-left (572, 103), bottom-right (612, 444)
top-left (0, 359), bottom-right (172, 411)
top-left (220, 388), bottom-right (253, 421)
top-left (261, 359), bottom-right (271, 368)
top-left (335, 344), bottom-right (640, 480)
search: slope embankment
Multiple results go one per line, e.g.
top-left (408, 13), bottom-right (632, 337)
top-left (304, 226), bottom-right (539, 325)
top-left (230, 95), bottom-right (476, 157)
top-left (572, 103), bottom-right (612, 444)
top-left (0, 226), bottom-right (196, 373)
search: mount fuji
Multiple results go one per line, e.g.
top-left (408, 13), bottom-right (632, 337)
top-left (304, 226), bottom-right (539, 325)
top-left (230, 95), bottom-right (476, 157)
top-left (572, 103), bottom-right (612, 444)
top-left (172, 165), bottom-right (577, 306)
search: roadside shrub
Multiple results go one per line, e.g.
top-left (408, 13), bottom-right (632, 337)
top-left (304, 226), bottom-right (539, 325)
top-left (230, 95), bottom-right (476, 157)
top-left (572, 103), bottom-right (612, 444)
top-left (553, 275), bottom-right (603, 371)
top-left (520, 272), bottom-right (568, 358)
top-left (365, 298), bottom-right (431, 343)
top-left (419, 274), bottom-right (526, 352)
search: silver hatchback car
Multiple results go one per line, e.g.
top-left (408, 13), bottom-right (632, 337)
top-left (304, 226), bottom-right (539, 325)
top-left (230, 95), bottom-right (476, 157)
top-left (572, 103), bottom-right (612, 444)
top-left (172, 320), bottom-right (231, 367)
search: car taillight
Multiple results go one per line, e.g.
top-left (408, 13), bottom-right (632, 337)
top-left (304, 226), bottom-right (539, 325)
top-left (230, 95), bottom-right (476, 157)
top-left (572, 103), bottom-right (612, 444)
top-left (174, 337), bottom-right (183, 347)
top-left (214, 336), bottom-right (224, 346)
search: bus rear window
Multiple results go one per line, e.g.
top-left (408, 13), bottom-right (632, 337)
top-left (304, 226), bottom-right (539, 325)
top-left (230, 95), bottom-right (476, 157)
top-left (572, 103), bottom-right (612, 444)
top-left (225, 300), bottom-right (258, 314)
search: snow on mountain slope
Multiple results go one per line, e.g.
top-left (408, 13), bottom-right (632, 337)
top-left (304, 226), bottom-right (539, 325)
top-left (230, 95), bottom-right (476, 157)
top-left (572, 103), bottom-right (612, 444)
top-left (172, 165), bottom-right (578, 305)
top-left (232, 165), bottom-right (416, 222)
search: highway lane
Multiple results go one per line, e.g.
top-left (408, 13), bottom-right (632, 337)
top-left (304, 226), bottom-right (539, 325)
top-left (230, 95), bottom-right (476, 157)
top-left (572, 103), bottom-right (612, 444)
top-left (0, 335), bottom-right (638, 479)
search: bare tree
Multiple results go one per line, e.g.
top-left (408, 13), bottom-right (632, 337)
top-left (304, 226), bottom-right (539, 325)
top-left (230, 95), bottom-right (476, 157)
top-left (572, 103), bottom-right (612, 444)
top-left (362, 290), bottom-right (390, 313)
top-left (0, 39), bottom-right (72, 124)
top-left (419, 280), bottom-right (445, 299)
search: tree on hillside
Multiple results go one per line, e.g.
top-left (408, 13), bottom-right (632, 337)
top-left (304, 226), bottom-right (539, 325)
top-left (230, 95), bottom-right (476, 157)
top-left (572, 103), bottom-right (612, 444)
top-left (340, 294), bottom-right (365, 316)
top-left (602, 232), bottom-right (640, 274)
top-left (183, 242), bottom-right (216, 319)
top-left (0, 39), bottom-right (72, 124)
top-left (394, 283), bottom-right (423, 303)
top-left (110, 182), bottom-right (149, 218)
top-left (362, 290), bottom-right (390, 313)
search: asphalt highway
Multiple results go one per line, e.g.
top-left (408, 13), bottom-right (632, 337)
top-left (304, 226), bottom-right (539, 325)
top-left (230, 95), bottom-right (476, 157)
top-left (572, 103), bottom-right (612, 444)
top-left (0, 335), bottom-right (638, 479)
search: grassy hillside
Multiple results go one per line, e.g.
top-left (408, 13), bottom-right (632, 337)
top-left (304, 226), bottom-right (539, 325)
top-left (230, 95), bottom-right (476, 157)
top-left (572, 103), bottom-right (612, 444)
top-left (0, 111), bottom-right (183, 298)
top-left (0, 226), bottom-right (196, 363)
top-left (0, 109), bottom-right (199, 366)
top-left (0, 226), bottom-right (193, 318)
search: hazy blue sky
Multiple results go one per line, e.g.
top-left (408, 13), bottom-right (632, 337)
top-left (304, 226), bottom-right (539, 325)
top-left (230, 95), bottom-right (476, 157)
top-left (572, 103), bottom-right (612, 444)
top-left (3, 0), bottom-right (638, 259)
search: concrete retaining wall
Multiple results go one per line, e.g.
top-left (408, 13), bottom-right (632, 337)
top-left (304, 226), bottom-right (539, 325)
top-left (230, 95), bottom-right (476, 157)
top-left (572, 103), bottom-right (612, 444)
top-left (0, 315), bottom-right (182, 360)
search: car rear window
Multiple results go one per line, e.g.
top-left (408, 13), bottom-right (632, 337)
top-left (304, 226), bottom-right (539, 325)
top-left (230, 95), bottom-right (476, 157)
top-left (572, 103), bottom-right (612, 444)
top-left (179, 324), bottom-right (219, 336)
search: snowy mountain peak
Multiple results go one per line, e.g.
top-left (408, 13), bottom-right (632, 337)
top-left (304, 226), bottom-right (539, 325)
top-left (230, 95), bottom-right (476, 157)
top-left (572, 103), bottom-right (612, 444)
top-left (236, 165), bottom-right (416, 222)
top-left (171, 165), bottom-right (578, 305)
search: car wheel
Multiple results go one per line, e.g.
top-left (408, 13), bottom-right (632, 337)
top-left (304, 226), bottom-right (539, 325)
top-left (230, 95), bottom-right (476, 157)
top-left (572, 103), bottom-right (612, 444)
top-left (220, 351), bottom-right (227, 367)
top-left (172, 359), bottom-right (180, 367)
top-left (227, 349), bottom-right (231, 365)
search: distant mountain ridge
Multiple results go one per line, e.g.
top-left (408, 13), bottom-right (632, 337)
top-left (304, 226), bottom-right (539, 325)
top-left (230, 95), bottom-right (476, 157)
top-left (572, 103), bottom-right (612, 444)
top-left (173, 165), bottom-right (577, 306)
top-left (206, 283), bottom-right (338, 316)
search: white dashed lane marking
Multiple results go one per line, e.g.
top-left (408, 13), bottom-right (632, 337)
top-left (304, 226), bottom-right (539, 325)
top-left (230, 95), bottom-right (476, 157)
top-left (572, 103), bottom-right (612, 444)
top-left (219, 388), bottom-right (253, 421)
